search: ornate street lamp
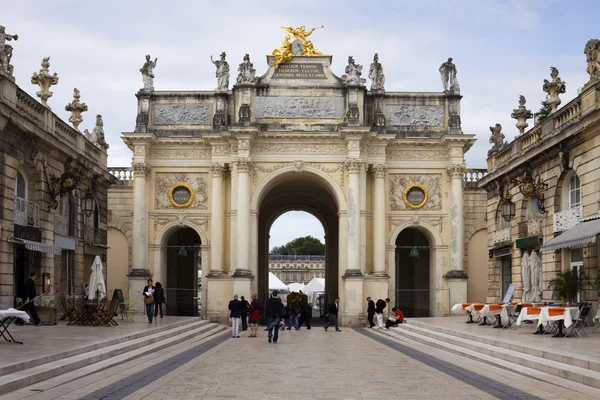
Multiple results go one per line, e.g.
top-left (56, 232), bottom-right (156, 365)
top-left (408, 246), bottom-right (420, 258)
top-left (501, 195), bottom-right (516, 222)
top-left (82, 192), bottom-right (96, 218)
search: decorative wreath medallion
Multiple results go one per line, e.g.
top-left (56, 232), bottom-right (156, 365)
top-left (403, 184), bottom-right (428, 209)
top-left (169, 183), bottom-right (194, 208)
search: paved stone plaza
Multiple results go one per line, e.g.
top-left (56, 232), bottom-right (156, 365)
top-left (4, 323), bottom-right (600, 400)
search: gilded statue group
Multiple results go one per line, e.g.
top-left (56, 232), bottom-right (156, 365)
top-left (272, 25), bottom-right (324, 67)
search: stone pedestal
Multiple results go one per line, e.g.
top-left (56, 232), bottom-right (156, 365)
top-left (364, 275), bottom-right (389, 312)
top-left (341, 273), bottom-right (364, 326)
top-left (232, 274), bottom-right (253, 301)
top-left (444, 270), bottom-right (468, 315)
top-left (128, 269), bottom-right (151, 314)
top-left (205, 274), bottom-right (232, 324)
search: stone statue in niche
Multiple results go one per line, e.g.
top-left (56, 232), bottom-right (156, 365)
top-left (211, 52), bottom-right (230, 90)
top-left (584, 39), bottom-right (600, 81)
top-left (236, 54), bottom-right (257, 85)
top-left (341, 56), bottom-right (366, 86)
top-left (488, 123), bottom-right (505, 155)
top-left (439, 57), bottom-right (460, 92)
top-left (369, 53), bottom-right (385, 91)
top-left (140, 55), bottom-right (158, 90)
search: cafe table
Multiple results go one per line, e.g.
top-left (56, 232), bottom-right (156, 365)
top-left (537, 307), bottom-right (579, 337)
top-left (0, 308), bottom-right (30, 344)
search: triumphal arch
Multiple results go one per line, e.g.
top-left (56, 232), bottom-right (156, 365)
top-left (108, 27), bottom-right (476, 325)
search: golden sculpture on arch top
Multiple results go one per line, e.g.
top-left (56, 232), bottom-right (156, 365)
top-left (272, 25), bottom-right (324, 67)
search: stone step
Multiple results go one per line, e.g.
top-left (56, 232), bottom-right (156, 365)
top-left (380, 323), bottom-right (600, 394)
top-left (407, 319), bottom-right (600, 373)
top-left (0, 317), bottom-right (201, 377)
top-left (0, 319), bottom-right (220, 396)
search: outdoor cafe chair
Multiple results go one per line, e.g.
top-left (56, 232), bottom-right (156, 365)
top-left (566, 304), bottom-right (592, 338)
top-left (592, 308), bottom-right (600, 333)
top-left (506, 304), bottom-right (523, 330)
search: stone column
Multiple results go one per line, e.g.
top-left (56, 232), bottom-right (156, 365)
top-left (233, 158), bottom-right (252, 296)
top-left (209, 163), bottom-right (225, 274)
top-left (345, 159), bottom-right (362, 276)
top-left (131, 162), bottom-right (150, 271)
top-left (371, 164), bottom-right (387, 275)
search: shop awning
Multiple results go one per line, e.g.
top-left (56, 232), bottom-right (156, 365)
top-left (540, 219), bottom-right (600, 252)
top-left (10, 238), bottom-right (62, 255)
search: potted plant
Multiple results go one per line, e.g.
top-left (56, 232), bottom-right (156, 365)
top-left (36, 298), bottom-right (59, 325)
top-left (549, 269), bottom-right (588, 306)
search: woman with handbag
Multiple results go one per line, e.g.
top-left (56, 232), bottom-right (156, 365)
top-left (142, 279), bottom-right (155, 324)
top-left (248, 294), bottom-right (262, 337)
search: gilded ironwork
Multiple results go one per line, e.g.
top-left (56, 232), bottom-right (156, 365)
top-left (169, 183), bottom-right (194, 208)
top-left (515, 172), bottom-right (548, 214)
top-left (272, 25), bottom-right (324, 67)
top-left (403, 184), bottom-right (428, 209)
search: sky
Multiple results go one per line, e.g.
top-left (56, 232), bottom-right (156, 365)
top-left (4, 0), bottom-right (598, 247)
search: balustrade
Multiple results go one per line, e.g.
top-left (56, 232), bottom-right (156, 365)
top-left (14, 197), bottom-right (40, 228)
top-left (518, 218), bottom-right (543, 238)
top-left (553, 206), bottom-right (582, 232)
top-left (109, 167), bottom-right (134, 184)
top-left (463, 169), bottom-right (487, 188)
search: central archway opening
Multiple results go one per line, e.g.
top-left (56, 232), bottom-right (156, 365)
top-left (257, 173), bottom-right (339, 322)
top-left (165, 227), bottom-right (201, 316)
top-left (395, 228), bottom-right (431, 317)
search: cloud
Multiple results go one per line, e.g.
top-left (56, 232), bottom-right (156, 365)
top-left (269, 211), bottom-right (325, 250)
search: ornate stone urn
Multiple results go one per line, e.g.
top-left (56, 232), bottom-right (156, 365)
top-left (31, 57), bottom-right (59, 108)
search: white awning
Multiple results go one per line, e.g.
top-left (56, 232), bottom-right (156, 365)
top-left (11, 238), bottom-right (62, 255)
top-left (540, 219), bottom-right (600, 252)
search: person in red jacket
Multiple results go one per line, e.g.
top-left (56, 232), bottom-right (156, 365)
top-left (385, 307), bottom-right (404, 329)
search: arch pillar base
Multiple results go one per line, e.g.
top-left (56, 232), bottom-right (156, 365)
top-left (205, 274), bottom-right (232, 324)
top-left (341, 274), bottom-right (364, 327)
top-left (232, 274), bottom-right (253, 302)
top-left (127, 269), bottom-right (151, 314)
top-left (364, 274), bottom-right (390, 314)
top-left (444, 270), bottom-right (468, 315)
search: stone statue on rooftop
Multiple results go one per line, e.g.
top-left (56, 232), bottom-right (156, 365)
top-left (584, 39), bottom-right (600, 81)
top-left (488, 123), bottom-right (505, 155)
top-left (369, 53), bottom-right (385, 91)
top-left (0, 44), bottom-right (14, 77)
top-left (92, 114), bottom-right (109, 150)
top-left (439, 57), bottom-right (460, 92)
top-left (341, 56), bottom-right (366, 86)
top-left (31, 57), bottom-right (59, 108)
top-left (211, 52), bottom-right (230, 90)
top-left (140, 55), bottom-right (157, 90)
top-left (542, 67), bottom-right (566, 113)
top-left (65, 88), bottom-right (88, 131)
top-left (236, 54), bottom-right (257, 85)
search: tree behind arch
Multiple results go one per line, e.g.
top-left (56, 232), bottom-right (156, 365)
top-left (270, 235), bottom-right (325, 255)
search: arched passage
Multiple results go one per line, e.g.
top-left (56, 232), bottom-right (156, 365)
top-left (395, 228), bottom-right (430, 317)
top-left (256, 169), bottom-right (341, 310)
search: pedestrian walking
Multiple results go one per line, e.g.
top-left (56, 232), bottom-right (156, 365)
top-left (287, 298), bottom-right (300, 330)
top-left (299, 297), bottom-right (311, 329)
top-left (228, 294), bottom-right (242, 338)
top-left (366, 296), bottom-right (375, 328)
top-left (375, 298), bottom-right (389, 329)
top-left (142, 279), bottom-right (155, 324)
top-left (240, 295), bottom-right (250, 331)
top-left (153, 282), bottom-right (165, 319)
top-left (266, 290), bottom-right (284, 344)
top-left (324, 297), bottom-right (341, 332)
top-left (248, 294), bottom-right (262, 337)
top-left (20, 272), bottom-right (41, 326)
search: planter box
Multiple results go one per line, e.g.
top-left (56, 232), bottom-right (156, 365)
top-left (36, 307), bottom-right (58, 325)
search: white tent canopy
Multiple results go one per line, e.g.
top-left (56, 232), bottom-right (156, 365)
top-left (304, 278), bottom-right (325, 292)
top-left (287, 282), bottom-right (305, 292)
top-left (269, 272), bottom-right (288, 290)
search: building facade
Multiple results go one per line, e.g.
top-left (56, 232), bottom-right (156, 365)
top-left (478, 38), bottom-right (600, 304)
top-left (107, 30), bottom-right (489, 324)
top-left (268, 255), bottom-right (326, 284)
top-left (0, 54), bottom-right (115, 308)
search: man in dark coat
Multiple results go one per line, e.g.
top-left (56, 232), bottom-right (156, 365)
top-left (366, 296), bottom-right (375, 328)
top-left (266, 290), bottom-right (284, 344)
top-left (324, 297), bottom-right (341, 332)
top-left (299, 297), bottom-right (311, 329)
top-left (23, 272), bottom-right (41, 326)
top-left (228, 294), bottom-right (242, 338)
top-left (375, 298), bottom-right (390, 329)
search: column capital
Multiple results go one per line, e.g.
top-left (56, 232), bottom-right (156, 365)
top-left (371, 164), bottom-right (387, 178)
top-left (211, 163), bottom-right (226, 177)
top-left (132, 162), bottom-right (151, 177)
top-left (447, 164), bottom-right (465, 179)
top-left (345, 158), bottom-right (363, 174)
top-left (235, 157), bottom-right (252, 173)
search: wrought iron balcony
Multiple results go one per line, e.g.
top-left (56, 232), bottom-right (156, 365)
top-left (83, 225), bottom-right (100, 245)
top-left (518, 218), bottom-right (543, 238)
top-left (493, 227), bottom-right (511, 244)
top-left (553, 206), bottom-right (582, 232)
top-left (14, 197), bottom-right (40, 228)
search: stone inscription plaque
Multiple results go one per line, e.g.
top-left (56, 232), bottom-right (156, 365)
top-left (272, 63), bottom-right (327, 79)
top-left (153, 104), bottom-right (212, 125)
top-left (386, 105), bottom-right (444, 127)
top-left (254, 96), bottom-right (344, 119)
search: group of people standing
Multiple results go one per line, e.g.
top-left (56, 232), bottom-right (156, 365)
top-left (228, 294), bottom-right (262, 338)
top-left (142, 278), bottom-right (166, 323)
top-left (366, 296), bottom-right (404, 329)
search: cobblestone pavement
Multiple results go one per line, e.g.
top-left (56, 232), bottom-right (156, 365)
top-left (8, 326), bottom-right (593, 400)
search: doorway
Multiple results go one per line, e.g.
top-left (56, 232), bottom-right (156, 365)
top-left (395, 228), bottom-right (430, 317)
top-left (166, 227), bottom-right (201, 316)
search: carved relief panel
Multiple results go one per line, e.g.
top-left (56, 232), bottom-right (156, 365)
top-left (389, 174), bottom-right (442, 211)
top-left (155, 173), bottom-right (208, 209)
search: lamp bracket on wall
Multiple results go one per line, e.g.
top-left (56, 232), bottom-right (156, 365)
top-left (513, 168), bottom-right (548, 214)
